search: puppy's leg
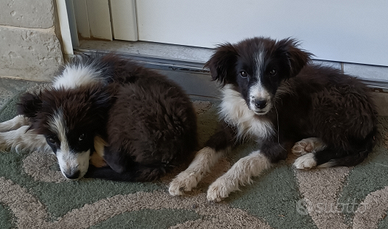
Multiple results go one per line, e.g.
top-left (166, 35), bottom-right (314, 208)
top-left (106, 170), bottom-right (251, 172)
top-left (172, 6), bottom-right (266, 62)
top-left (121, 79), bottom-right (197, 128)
top-left (292, 137), bottom-right (326, 156)
top-left (169, 122), bottom-right (235, 196)
top-left (207, 150), bottom-right (271, 202)
top-left (90, 136), bottom-right (107, 168)
top-left (169, 146), bottom-right (225, 195)
top-left (293, 153), bottom-right (317, 169)
top-left (0, 115), bottom-right (29, 132)
top-left (0, 125), bottom-right (50, 152)
top-left (293, 138), bottom-right (327, 170)
top-left (206, 140), bottom-right (290, 202)
top-left (294, 145), bottom-right (369, 170)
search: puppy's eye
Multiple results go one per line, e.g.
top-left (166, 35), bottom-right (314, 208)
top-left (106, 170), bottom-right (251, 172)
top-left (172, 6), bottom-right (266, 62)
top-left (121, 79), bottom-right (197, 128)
top-left (46, 136), bottom-right (57, 145)
top-left (78, 133), bottom-right (85, 142)
top-left (269, 69), bottom-right (277, 76)
top-left (240, 71), bottom-right (248, 78)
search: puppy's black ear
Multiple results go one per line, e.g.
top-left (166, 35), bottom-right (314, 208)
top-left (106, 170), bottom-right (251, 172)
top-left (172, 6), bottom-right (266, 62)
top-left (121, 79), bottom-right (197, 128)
top-left (17, 92), bottom-right (43, 119)
top-left (88, 86), bottom-right (113, 120)
top-left (205, 43), bottom-right (238, 86)
top-left (276, 38), bottom-right (312, 78)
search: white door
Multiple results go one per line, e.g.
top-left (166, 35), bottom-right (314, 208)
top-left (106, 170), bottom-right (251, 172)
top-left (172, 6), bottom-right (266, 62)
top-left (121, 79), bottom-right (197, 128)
top-left (72, 0), bottom-right (388, 66)
top-left (135, 0), bottom-right (388, 66)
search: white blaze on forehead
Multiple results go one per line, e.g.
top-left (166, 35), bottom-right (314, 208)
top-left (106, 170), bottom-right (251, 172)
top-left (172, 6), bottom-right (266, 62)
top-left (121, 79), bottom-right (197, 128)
top-left (48, 110), bottom-right (90, 178)
top-left (48, 110), bottom-right (69, 152)
top-left (250, 51), bottom-right (270, 101)
top-left (254, 51), bottom-right (265, 78)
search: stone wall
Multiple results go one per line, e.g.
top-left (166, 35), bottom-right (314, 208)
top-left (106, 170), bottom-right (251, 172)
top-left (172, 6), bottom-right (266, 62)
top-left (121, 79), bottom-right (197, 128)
top-left (0, 0), bottom-right (64, 81)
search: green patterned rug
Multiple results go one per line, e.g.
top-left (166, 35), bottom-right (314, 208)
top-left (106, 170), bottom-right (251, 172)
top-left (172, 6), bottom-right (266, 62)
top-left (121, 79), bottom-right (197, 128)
top-left (1, 89), bottom-right (388, 229)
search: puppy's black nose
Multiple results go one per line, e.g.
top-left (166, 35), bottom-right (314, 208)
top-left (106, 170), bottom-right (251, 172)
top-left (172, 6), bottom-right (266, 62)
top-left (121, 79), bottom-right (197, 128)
top-left (64, 170), bottom-right (81, 180)
top-left (254, 100), bottom-right (267, 109)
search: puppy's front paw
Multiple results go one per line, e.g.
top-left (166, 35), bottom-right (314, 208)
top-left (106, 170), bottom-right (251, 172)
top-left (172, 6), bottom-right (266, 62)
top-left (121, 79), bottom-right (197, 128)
top-left (207, 178), bottom-right (230, 202)
top-left (168, 170), bottom-right (200, 196)
top-left (90, 152), bottom-right (107, 168)
top-left (294, 153), bottom-right (317, 170)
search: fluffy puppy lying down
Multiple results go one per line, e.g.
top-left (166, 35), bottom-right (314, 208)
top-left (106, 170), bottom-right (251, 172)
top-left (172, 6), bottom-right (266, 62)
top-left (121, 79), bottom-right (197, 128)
top-left (169, 37), bottom-right (377, 202)
top-left (0, 54), bottom-right (197, 181)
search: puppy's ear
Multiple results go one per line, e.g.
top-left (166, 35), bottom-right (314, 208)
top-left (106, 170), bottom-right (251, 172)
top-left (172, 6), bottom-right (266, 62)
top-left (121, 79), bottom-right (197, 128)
top-left (205, 43), bottom-right (238, 86)
top-left (276, 38), bottom-right (312, 78)
top-left (88, 86), bottom-right (113, 120)
top-left (17, 92), bottom-right (43, 119)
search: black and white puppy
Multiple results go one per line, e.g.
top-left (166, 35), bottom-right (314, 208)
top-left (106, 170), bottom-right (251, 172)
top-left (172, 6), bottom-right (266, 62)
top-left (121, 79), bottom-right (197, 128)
top-left (169, 37), bottom-right (377, 202)
top-left (0, 54), bottom-right (197, 181)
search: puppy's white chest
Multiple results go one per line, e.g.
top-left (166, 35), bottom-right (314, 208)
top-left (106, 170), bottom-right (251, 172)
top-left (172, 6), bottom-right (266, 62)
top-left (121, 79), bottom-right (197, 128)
top-left (219, 86), bottom-right (275, 141)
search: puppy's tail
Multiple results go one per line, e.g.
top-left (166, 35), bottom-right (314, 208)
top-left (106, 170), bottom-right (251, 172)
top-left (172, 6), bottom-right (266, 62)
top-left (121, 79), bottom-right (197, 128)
top-left (319, 129), bottom-right (377, 168)
top-left (85, 164), bottom-right (167, 182)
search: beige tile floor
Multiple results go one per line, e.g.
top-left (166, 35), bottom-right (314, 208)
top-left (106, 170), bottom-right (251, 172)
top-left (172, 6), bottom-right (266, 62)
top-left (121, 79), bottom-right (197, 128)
top-left (372, 91), bottom-right (388, 116)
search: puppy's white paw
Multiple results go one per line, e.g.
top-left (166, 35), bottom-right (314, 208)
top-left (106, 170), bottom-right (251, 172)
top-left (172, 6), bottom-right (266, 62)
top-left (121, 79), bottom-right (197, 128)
top-left (168, 171), bottom-right (200, 196)
top-left (207, 178), bottom-right (230, 202)
top-left (294, 153), bottom-right (317, 170)
top-left (292, 137), bottom-right (325, 156)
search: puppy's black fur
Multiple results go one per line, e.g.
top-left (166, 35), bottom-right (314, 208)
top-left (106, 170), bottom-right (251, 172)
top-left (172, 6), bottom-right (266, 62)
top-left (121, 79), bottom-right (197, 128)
top-left (168, 37), bottom-right (378, 202)
top-left (16, 54), bottom-right (198, 181)
top-left (206, 37), bottom-right (377, 167)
